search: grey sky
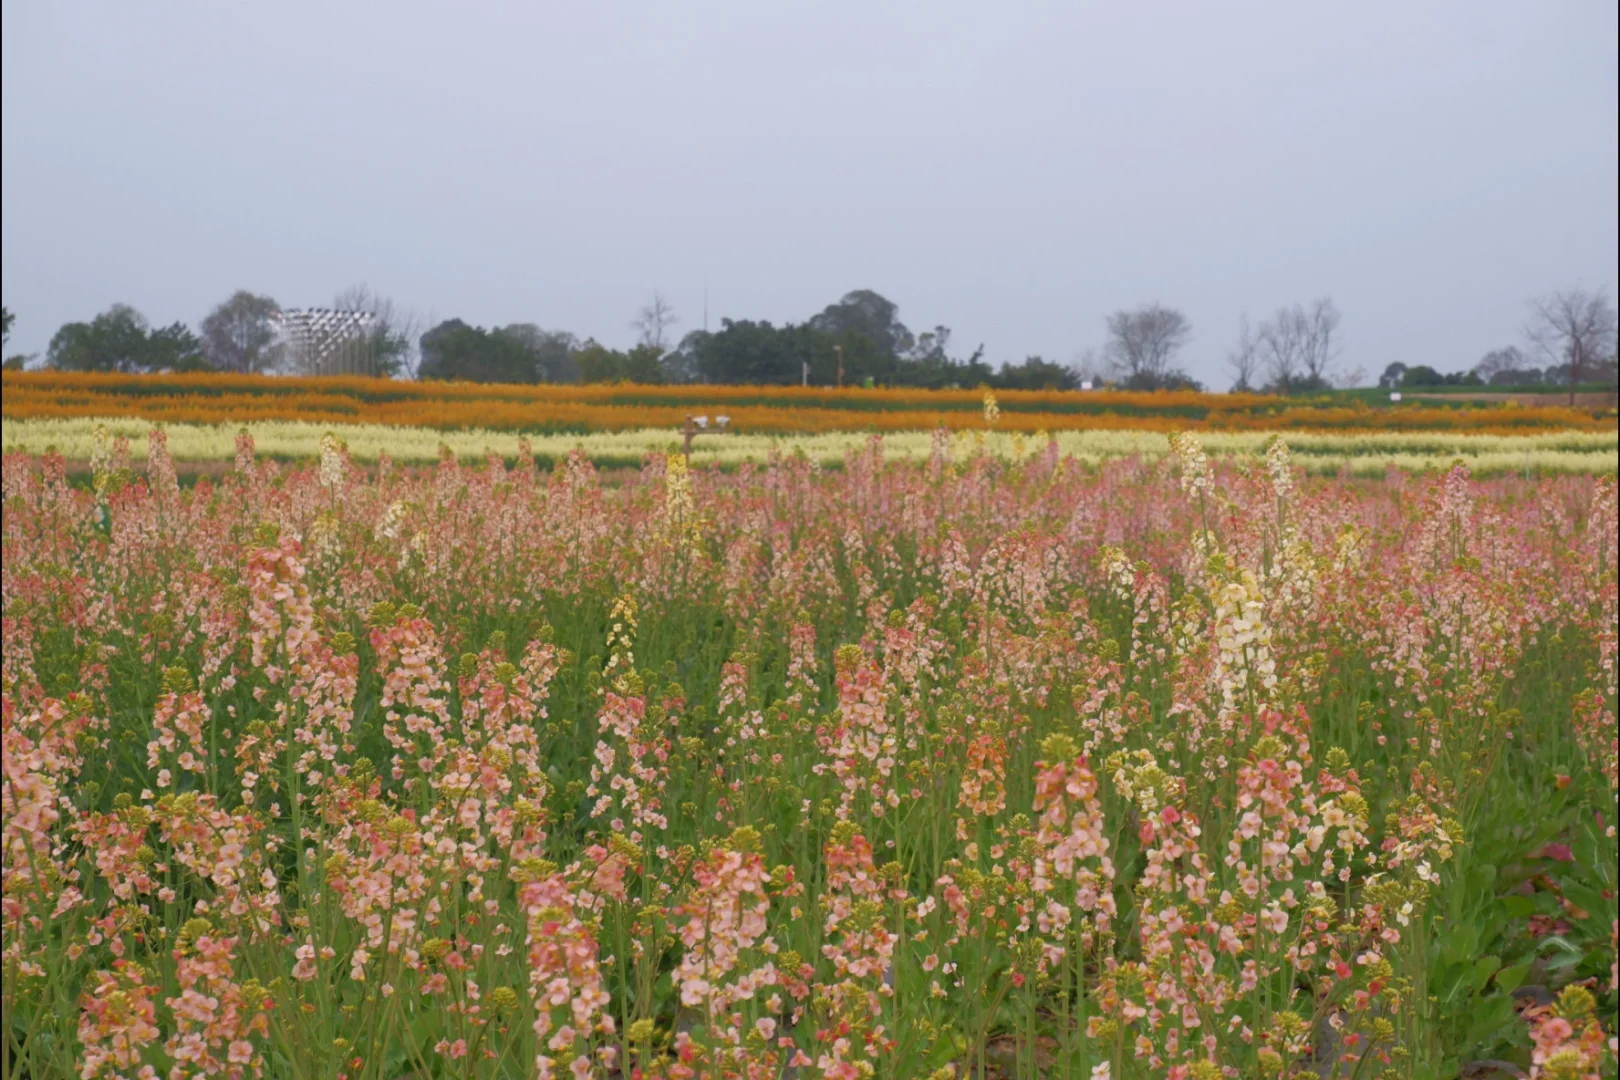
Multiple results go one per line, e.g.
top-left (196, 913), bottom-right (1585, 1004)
top-left (3, 1), bottom-right (1616, 387)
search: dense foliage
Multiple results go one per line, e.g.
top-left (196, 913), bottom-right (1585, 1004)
top-left (3, 432), bottom-right (1616, 1078)
top-left (45, 305), bottom-right (209, 375)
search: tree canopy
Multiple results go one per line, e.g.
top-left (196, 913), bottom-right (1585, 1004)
top-left (200, 291), bottom-right (282, 373)
top-left (418, 321), bottom-right (542, 383)
top-left (415, 290), bottom-right (1019, 389)
top-left (47, 304), bottom-right (208, 373)
top-left (24, 279), bottom-right (1620, 393)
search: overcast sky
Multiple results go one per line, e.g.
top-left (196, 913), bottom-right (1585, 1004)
top-left (3, 1), bottom-right (1616, 387)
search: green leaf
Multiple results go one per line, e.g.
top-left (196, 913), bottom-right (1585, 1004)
top-left (1441, 922), bottom-right (1480, 965)
top-left (1500, 895), bottom-right (1537, 919)
top-left (1436, 960), bottom-right (1471, 1003)
top-left (1463, 994), bottom-right (1516, 1050)
top-left (1540, 935), bottom-right (1584, 971)
top-left (1495, 961), bottom-right (1531, 994)
top-left (1470, 954), bottom-right (1502, 992)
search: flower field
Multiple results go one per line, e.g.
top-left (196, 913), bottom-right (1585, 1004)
top-left (6, 417), bottom-right (1619, 476)
top-left (3, 431), bottom-right (1617, 1079)
top-left (5, 370), bottom-right (1617, 435)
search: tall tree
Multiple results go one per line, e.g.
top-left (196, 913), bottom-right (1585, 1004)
top-left (1525, 288), bottom-right (1618, 404)
top-left (666, 330), bottom-right (710, 384)
top-left (45, 305), bottom-right (207, 373)
top-left (419, 319), bottom-right (472, 380)
top-left (146, 322), bottom-right (210, 372)
top-left (499, 324), bottom-right (580, 383)
top-left (1226, 314), bottom-right (1259, 392)
top-left (418, 320), bottom-right (541, 383)
top-left (1255, 298), bottom-right (1340, 394)
top-left (1103, 303), bottom-right (1192, 390)
top-left (200, 291), bottom-right (282, 373)
top-left (632, 292), bottom-right (679, 351)
top-left (689, 319), bottom-right (812, 385)
top-left (808, 290), bottom-right (914, 358)
top-left (48, 305), bottom-right (154, 372)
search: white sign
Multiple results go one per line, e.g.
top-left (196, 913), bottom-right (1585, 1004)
top-left (1389, 392), bottom-right (1402, 402)
top-left (1081, 380), bottom-right (1093, 391)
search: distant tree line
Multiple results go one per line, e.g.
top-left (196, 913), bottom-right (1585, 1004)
top-left (5, 284), bottom-right (1614, 399)
top-left (2, 286), bottom-right (415, 378)
top-left (11, 303), bottom-right (211, 374)
top-left (1366, 289), bottom-right (1618, 405)
top-left (412, 289), bottom-right (1088, 391)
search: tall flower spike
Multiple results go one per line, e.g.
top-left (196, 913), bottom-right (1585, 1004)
top-left (1168, 430), bottom-right (1213, 498)
top-left (89, 424), bottom-right (114, 502)
top-left (319, 431), bottom-right (345, 490)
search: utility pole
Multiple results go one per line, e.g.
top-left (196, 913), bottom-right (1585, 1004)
top-left (802, 360), bottom-right (809, 387)
top-left (835, 344), bottom-right (844, 389)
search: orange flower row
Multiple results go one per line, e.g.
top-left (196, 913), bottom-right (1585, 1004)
top-left (3, 370), bottom-right (1612, 434)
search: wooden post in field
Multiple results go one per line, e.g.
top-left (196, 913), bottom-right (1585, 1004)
top-left (683, 415), bottom-right (696, 462)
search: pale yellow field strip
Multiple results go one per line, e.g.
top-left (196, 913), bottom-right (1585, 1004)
top-left (3, 417), bottom-right (1615, 475)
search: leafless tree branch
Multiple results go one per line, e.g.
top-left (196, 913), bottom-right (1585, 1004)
top-left (1104, 303), bottom-right (1191, 389)
top-left (1227, 313), bottom-right (1259, 392)
top-left (633, 291), bottom-right (679, 351)
top-left (1255, 297), bottom-right (1340, 393)
top-left (1524, 288), bottom-right (1618, 405)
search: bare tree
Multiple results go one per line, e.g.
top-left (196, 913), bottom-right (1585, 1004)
top-left (1474, 346), bottom-right (1522, 381)
top-left (1296, 297), bottom-right (1340, 385)
top-left (333, 284), bottom-right (421, 378)
top-left (1256, 297), bottom-right (1340, 393)
top-left (1256, 318), bottom-right (1300, 389)
top-left (1104, 303), bottom-right (1191, 389)
top-left (1226, 314), bottom-right (1259, 392)
top-left (1525, 288), bottom-right (1618, 405)
top-left (1473, 345), bottom-right (1536, 386)
top-left (1335, 366), bottom-right (1368, 390)
top-left (632, 291), bottom-right (679, 351)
